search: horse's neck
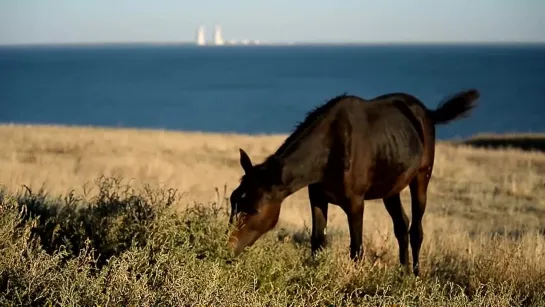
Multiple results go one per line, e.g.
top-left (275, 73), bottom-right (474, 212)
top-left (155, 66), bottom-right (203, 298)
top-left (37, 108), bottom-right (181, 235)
top-left (277, 135), bottom-right (329, 196)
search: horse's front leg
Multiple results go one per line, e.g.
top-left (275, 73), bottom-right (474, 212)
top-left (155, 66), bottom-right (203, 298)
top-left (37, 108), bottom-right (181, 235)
top-left (344, 195), bottom-right (365, 260)
top-left (308, 183), bottom-right (329, 256)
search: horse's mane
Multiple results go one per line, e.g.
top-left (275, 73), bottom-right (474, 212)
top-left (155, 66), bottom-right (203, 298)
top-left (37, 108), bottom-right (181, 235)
top-left (272, 93), bottom-right (350, 158)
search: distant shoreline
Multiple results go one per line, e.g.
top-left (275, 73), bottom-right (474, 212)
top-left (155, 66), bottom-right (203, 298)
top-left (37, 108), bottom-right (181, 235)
top-left (1, 123), bottom-right (544, 152)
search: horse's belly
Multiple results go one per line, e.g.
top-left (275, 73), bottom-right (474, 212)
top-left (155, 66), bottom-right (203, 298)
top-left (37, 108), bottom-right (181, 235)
top-left (364, 165), bottom-right (419, 200)
top-left (363, 133), bottom-right (423, 199)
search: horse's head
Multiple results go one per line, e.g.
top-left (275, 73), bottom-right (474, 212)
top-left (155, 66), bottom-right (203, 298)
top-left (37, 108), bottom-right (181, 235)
top-left (227, 148), bottom-right (284, 256)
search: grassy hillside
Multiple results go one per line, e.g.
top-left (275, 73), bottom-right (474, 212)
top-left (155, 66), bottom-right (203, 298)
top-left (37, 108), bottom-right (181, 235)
top-left (1, 124), bottom-right (544, 306)
top-left (458, 133), bottom-right (545, 152)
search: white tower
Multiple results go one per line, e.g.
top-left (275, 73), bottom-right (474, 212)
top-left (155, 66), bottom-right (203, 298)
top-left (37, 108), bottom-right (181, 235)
top-left (213, 25), bottom-right (224, 46)
top-left (196, 26), bottom-right (205, 46)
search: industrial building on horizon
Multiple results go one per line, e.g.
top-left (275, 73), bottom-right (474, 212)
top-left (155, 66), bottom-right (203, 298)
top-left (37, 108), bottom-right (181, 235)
top-left (196, 26), bottom-right (205, 46)
top-left (195, 25), bottom-right (261, 46)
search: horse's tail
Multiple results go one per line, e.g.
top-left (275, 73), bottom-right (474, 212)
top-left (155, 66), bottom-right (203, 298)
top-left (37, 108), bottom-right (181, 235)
top-left (429, 89), bottom-right (480, 125)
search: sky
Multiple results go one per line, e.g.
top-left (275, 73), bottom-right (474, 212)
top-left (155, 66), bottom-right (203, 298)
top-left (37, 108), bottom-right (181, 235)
top-left (0, 0), bottom-right (544, 45)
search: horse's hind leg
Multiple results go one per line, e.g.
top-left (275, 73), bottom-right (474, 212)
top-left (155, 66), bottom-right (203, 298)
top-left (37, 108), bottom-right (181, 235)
top-left (308, 183), bottom-right (329, 256)
top-left (409, 169), bottom-right (431, 276)
top-left (383, 193), bottom-right (410, 273)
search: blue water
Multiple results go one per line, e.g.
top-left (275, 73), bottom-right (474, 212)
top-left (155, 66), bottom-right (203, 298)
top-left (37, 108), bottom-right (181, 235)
top-left (1, 44), bottom-right (544, 140)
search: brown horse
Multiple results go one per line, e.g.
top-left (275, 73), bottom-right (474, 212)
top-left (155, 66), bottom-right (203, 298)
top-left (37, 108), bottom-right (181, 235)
top-left (228, 89), bottom-right (479, 276)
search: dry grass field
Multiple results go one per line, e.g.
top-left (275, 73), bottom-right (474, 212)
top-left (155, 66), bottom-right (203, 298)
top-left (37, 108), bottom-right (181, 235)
top-left (1, 123), bottom-right (545, 306)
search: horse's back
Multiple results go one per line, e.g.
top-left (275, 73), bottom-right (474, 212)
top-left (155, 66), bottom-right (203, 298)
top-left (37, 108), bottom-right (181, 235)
top-left (342, 97), bottom-right (428, 199)
top-left (369, 93), bottom-right (438, 171)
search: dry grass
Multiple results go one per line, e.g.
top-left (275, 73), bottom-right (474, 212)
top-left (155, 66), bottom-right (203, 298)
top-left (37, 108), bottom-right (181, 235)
top-left (1, 123), bottom-right (545, 306)
top-left (1, 123), bottom-right (544, 232)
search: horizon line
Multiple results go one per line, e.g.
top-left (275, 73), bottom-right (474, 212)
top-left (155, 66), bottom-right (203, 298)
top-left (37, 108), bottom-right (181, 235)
top-left (2, 40), bottom-right (545, 48)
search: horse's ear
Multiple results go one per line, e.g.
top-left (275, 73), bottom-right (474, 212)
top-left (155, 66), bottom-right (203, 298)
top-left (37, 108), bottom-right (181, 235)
top-left (239, 148), bottom-right (253, 174)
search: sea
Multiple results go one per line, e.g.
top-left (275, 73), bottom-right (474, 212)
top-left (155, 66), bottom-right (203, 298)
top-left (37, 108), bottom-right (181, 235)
top-left (1, 43), bottom-right (544, 140)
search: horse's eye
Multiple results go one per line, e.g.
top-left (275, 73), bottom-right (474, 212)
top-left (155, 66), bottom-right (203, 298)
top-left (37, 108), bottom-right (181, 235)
top-left (240, 192), bottom-right (246, 199)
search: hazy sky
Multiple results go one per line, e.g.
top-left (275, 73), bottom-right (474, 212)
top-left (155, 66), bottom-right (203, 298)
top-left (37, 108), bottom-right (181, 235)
top-left (1, 0), bottom-right (543, 45)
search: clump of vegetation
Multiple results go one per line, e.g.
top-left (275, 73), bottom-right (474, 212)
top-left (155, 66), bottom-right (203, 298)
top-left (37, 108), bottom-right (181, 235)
top-left (7, 177), bottom-right (178, 267)
top-left (1, 177), bottom-right (544, 306)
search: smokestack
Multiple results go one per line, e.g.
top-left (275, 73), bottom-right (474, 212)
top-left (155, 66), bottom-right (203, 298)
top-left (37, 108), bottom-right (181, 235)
top-left (213, 25), bottom-right (224, 46)
top-left (196, 26), bottom-right (206, 46)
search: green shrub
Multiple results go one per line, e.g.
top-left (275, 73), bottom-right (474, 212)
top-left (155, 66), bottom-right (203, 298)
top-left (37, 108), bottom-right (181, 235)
top-left (0, 177), bottom-right (544, 306)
